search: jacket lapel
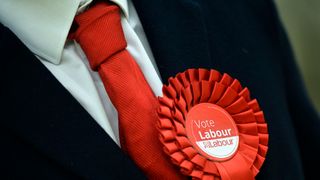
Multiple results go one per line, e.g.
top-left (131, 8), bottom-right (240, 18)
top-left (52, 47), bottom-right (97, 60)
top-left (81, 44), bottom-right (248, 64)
top-left (1, 25), bottom-right (145, 179)
top-left (133, 0), bottom-right (213, 81)
top-left (133, 0), bottom-right (306, 179)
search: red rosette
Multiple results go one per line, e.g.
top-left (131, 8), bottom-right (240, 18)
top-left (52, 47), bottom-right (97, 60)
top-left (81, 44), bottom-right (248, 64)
top-left (157, 69), bottom-right (268, 180)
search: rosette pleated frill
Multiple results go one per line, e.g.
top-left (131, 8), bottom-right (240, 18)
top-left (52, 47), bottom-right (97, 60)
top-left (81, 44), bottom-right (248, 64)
top-left (157, 69), bottom-right (268, 180)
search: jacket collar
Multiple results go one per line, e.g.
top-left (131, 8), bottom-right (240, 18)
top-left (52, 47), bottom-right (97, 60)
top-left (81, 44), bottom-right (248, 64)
top-left (0, 0), bottom-right (129, 65)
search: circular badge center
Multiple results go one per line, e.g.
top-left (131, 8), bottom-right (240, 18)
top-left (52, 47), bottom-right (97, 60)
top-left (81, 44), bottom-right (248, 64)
top-left (185, 103), bottom-right (239, 161)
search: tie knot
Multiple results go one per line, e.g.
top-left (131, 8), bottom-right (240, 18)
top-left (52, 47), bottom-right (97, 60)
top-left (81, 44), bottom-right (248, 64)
top-left (73, 2), bottom-right (127, 70)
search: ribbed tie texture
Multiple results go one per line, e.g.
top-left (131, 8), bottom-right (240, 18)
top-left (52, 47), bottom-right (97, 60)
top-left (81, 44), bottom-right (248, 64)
top-left (72, 2), bottom-right (186, 179)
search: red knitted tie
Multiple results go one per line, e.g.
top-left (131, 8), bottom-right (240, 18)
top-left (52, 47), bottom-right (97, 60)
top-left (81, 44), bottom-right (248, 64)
top-left (72, 2), bottom-right (185, 179)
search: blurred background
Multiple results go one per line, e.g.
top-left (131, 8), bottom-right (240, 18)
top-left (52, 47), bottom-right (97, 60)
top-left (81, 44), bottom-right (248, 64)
top-left (275, 0), bottom-right (320, 112)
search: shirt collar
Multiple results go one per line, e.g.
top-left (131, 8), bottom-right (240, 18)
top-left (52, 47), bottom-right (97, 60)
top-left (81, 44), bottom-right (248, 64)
top-left (0, 0), bottom-right (129, 65)
top-left (112, 0), bottom-right (129, 18)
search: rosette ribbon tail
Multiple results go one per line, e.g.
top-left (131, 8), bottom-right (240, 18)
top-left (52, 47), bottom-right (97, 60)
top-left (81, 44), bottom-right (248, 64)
top-left (216, 153), bottom-right (254, 180)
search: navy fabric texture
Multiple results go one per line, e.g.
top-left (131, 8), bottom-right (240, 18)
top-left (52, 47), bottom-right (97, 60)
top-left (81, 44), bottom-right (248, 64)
top-left (1, 0), bottom-right (319, 179)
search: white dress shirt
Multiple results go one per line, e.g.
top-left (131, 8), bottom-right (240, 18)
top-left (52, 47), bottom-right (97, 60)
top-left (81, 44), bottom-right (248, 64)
top-left (0, 0), bottom-right (163, 146)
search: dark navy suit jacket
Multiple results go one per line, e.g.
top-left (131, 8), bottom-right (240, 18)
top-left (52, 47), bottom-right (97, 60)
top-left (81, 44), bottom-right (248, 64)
top-left (1, 0), bottom-right (319, 179)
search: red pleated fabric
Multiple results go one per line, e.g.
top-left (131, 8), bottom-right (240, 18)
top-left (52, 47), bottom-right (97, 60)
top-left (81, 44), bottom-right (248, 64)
top-left (71, 2), bottom-right (185, 179)
top-left (158, 69), bottom-right (269, 179)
